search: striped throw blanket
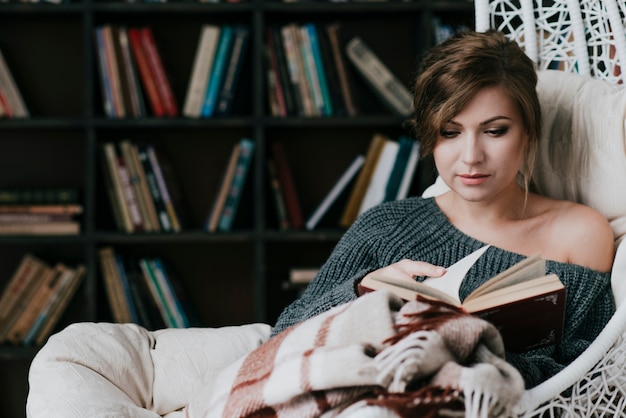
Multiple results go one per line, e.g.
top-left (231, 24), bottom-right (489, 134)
top-left (185, 290), bottom-right (524, 418)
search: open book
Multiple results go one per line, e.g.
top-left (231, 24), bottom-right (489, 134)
top-left (358, 246), bottom-right (566, 352)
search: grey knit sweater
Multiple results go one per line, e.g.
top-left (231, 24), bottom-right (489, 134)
top-left (272, 197), bottom-right (615, 388)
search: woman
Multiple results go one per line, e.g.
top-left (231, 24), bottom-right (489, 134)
top-left (271, 30), bottom-right (615, 388)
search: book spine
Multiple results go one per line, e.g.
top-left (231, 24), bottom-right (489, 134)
top-left (357, 139), bottom-right (399, 215)
top-left (146, 145), bottom-right (181, 232)
top-left (183, 24), bottom-right (221, 118)
top-left (114, 254), bottom-right (140, 324)
top-left (267, 159), bottom-right (290, 231)
top-left (98, 247), bottom-right (132, 324)
top-left (306, 154), bottom-right (365, 231)
top-left (129, 142), bottom-right (161, 232)
top-left (128, 27), bottom-right (165, 117)
top-left (339, 133), bottom-right (386, 228)
top-left (140, 27), bottom-right (179, 117)
top-left (117, 26), bottom-right (143, 118)
top-left (271, 141), bottom-right (304, 230)
top-left (116, 154), bottom-right (144, 232)
top-left (0, 254), bottom-right (47, 322)
top-left (200, 25), bottom-right (233, 118)
top-left (94, 27), bottom-right (116, 118)
top-left (0, 204), bottom-right (83, 215)
top-left (151, 258), bottom-right (188, 328)
top-left (138, 258), bottom-right (177, 328)
top-left (0, 222), bottom-right (80, 235)
top-left (218, 138), bottom-right (255, 232)
top-left (270, 26), bottom-right (298, 117)
top-left (316, 23), bottom-right (347, 116)
top-left (345, 36), bottom-right (413, 117)
top-left (396, 140), bottom-right (420, 200)
top-left (325, 23), bottom-right (359, 117)
top-left (102, 142), bottom-right (134, 233)
top-left (215, 24), bottom-right (250, 117)
top-left (298, 25), bottom-right (324, 116)
top-left (0, 48), bottom-right (28, 117)
top-left (0, 187), bottom-right (79, 205)
top-left (265, 28), bottom-right (287, 117)
top-left (6, 263), bottom-right (66, 345)
top-left (383, 135), bottom-right (413, 202)
top-left (119, 140), bottom-right (154, 232)
top-left (32, 264), bottom-right (86, 346)
top-left (137, 145), bottom-right (172, 232)
top-left (305, 23), bottom-right (333, 116)
top-left (280, 24), bottom-right (306, 116)
top-left (103, 25), bottom-right (126, 118)
top-left (206, 142), bottom-right (241, 232)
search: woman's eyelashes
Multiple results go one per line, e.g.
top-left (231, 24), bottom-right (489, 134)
top-left (439, 126), bottom-right (509, 139)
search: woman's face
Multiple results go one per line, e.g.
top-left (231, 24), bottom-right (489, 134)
top-left (433, 85), bottom-right (528, 203)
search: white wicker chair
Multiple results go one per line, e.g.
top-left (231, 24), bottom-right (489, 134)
top-left (474, 1), bottom-right (626, 416)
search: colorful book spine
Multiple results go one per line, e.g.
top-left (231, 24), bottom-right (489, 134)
top-left (218, 138), bottom-right (255, 232)
top-left (215, 24), bottom-right (250, 117)
top-left (305, 23), bottom-right (333, 116)
top-left (201, 25), bottom-right (233, 118)
top-left (146, 145), bottom-right (181, 232)
top-left (128, 27), bottom-right (165, 117)
top-left (94, 27), bottom-right (116, 118)
top-left (183, 24), bottom-right (221, 118)
top-left (140, 27), bottom-right (179, 117)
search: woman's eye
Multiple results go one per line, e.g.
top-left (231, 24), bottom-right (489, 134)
top-left (485, 127), bottom-right (508, 136)
top-left (440, 130), bottom-right (459, 139)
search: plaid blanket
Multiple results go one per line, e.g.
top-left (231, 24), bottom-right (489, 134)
top-left (185, 290), bottom-right (524, 418)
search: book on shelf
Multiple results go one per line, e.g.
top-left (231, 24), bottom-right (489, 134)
top-left (119, 140), bottom-right (158, 232)
top-left (358, 245), bottom-right (566, 353)
top-left (215, 24), bottom-right (250, 117)
top-left (0, 48), bottom-right (29, 118)
top-left (101, 142), bottom-right (137, 233)
top-left (124, 257), bottom-right (166, 331)
top-left (137, 144), bottom-right (172, 232)
top-left (325, 23), bottom-right (359, 117)
top-left (116, 25), bottom-right (146, 118)
top-left (218, 138), bottom-right (255, 232)
top-left (206, 142), bottom-right (241, 232)
top-left (25, 264), bottom-right (86, 346)
top-left (289, 267), bottom-right (319, 285)
top-left (0, 204), bottom-right (83, 215)
top-left (128, 27), bottom-right (167, 117)
top-left (0, 254), bottom-right (50, 343)
top-left (271, 141), bottom-right (304, 230)
top-left (395, 139), bottom-right (420, 200)
top-left (316, 22), bottom-right (348, 117)
top-left (0, 221), bottom-right (80, 235)
top-left (306, 154), bottom-right (365, 231)
top-left (98, 246), bottom-right (133, 324)
top-left (297, 24), bottom-right (325, 116)
top-left (183, 24), bottom-right (221, 118)
top-left (0, 187), bottom-right (80, 205)
top-left (139, 27), bottom-right (179, 117)
top-left (383, 135), bottom-right (418, 202)
top-left (5, 262), bottom-right (69, 345)
top-left (357, 136), bottom-right (399, 215)
top-left (201, 25), bottom-right (234, 118)
top-left (103, 25), bottom-right (127, 118)
top-left (339, 133), bottom-right (387, 228)
top-left (94, 27), bottom-right (115, 118)
top-left (345, 36), bottom-right (413, 117)
top-left (146, 145), bottom-right (183, 232)
top-left (267, 159), bottom-right (290, 231)
top-left (265, 27), bottom-right (292, 117)
top-left (281, 23), bottom-right (313, 117)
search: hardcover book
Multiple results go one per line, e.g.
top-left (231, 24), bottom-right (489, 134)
top-left (358, 245), bottom-right (566, 353)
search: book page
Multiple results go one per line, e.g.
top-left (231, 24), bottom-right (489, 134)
top-left (421, 245), bottom-right (490, 304)
top-left (467, 253), bottom-right (545, 300)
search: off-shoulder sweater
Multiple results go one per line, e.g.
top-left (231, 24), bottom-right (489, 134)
top-left (271, 197), bottom-right (615, 388)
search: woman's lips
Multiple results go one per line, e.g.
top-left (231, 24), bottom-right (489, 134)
top-left (458, 174), bottom-right (489, 185)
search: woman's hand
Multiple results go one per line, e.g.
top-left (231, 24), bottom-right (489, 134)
top-left (362, 259), bottom-right (446, 285)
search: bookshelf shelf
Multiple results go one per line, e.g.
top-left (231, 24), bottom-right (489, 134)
top-left (0, 1), bottom-right (475, 416)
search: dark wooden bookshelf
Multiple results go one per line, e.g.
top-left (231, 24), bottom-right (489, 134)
top-left (0, 1), bottom-right (474, 416)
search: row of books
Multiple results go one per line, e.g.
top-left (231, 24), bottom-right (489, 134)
top-left (268, 132), bottom-right (420, 231)
top-left (0, 48), bottom-right (29, 119)
top-left (0, 187), bottom-right (83, 235)
top-left (0, 254), bottom-right (86, 346)
top-left (95, 25), bottom-right (179, 118)
top-left (183, 24), bottom-right (250, 118)
top-left (101, 140), bottom-right (184, 233)
top-left (265, 22), bottom-right (413, 118)
top-left (98, 246), bottom-right (202, 330)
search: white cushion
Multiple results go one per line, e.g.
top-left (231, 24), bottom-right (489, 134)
top-left (26, 322), bottom-right (271, 418)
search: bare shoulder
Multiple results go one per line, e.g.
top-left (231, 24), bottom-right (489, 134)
top-left (548, 199), bottom-right (615, 272)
